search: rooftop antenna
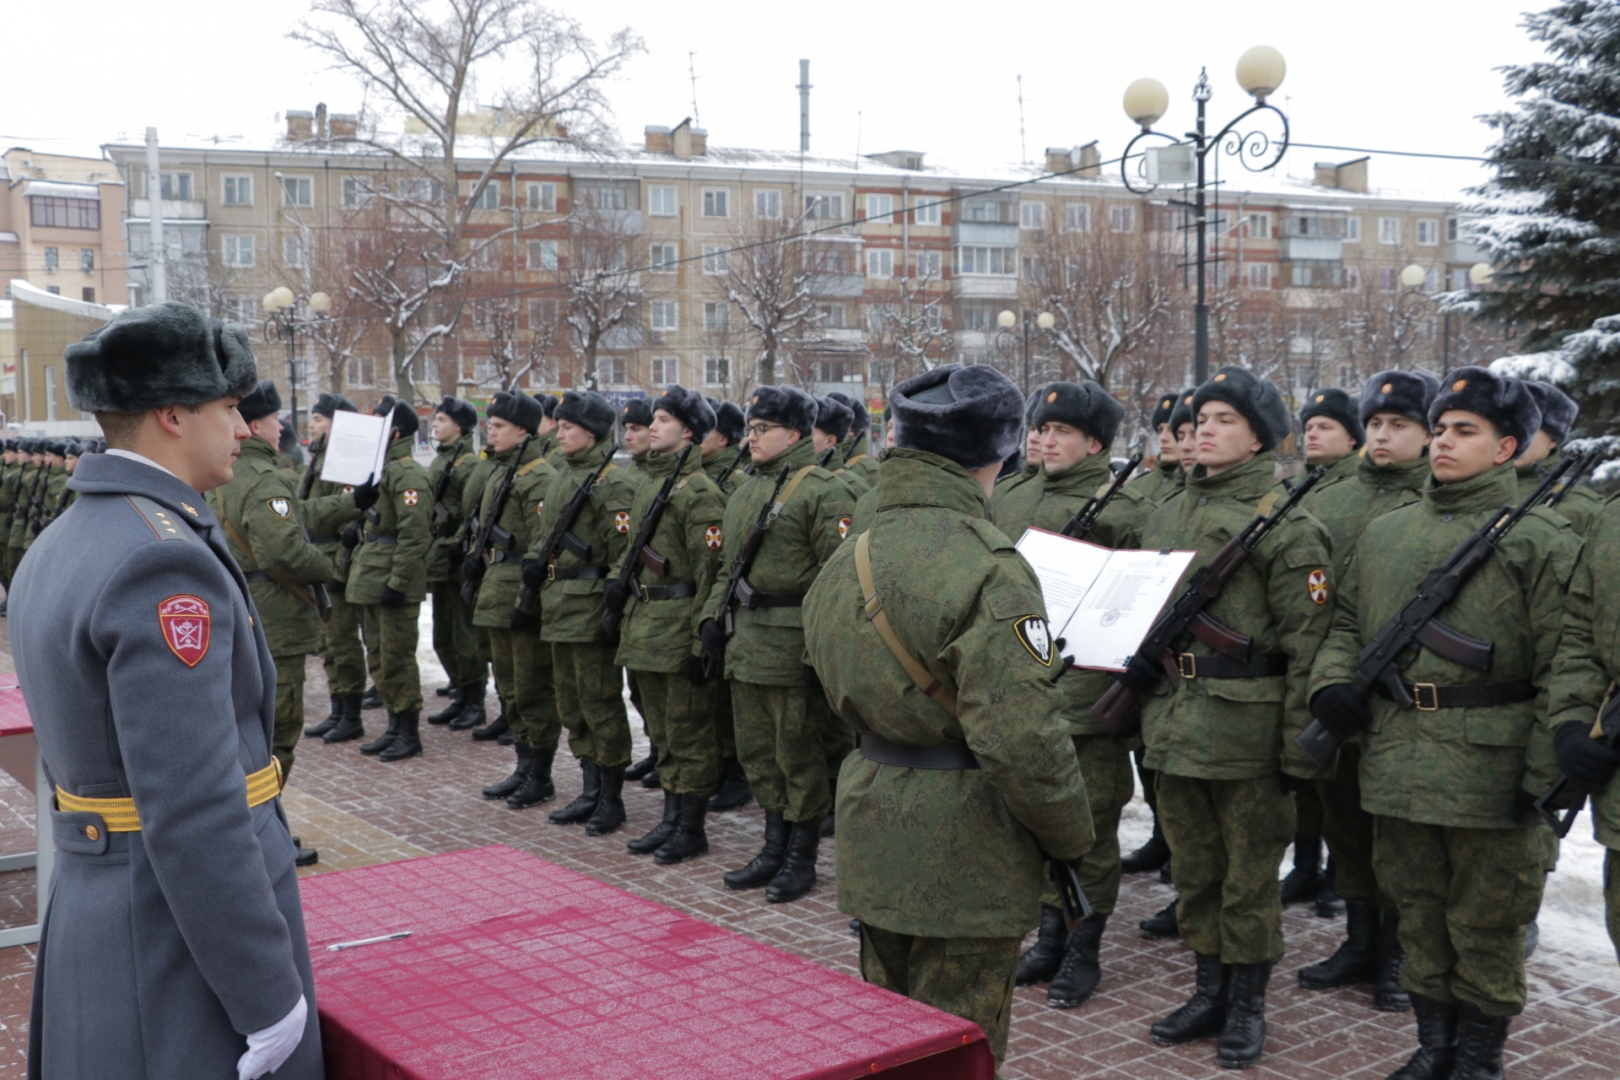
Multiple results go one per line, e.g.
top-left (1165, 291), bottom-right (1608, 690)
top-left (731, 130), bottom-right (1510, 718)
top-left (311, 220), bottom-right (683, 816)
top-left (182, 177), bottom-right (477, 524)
top-left (688, 52), bottom-right (701, 127)
top-left (798, 59), bottom-right (811, 153)
top-left (1017, 74), bottom-right (1028, 164)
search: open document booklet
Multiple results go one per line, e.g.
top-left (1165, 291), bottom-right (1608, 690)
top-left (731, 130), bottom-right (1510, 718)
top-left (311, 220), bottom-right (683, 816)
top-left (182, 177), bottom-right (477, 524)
top-left (1013, 528), bottom-right (1197, 672)
top-left (319, 409), bottom-right (392, 487)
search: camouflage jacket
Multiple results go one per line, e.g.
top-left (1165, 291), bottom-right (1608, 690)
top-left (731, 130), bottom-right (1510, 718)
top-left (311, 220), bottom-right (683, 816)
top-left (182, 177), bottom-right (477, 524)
top-left (345, 437), bottom-right (433, 605)
top-left (1305, 454), bottom-right (1429, 580)
top-left (1138, 452), bottom-right (1335, 780)
top-left (616, 447), bottom-right (726, 673)
top-left (987, 459), bottom-right (1041, 519)
top-left (702, 448), bottom-right (749, 496)
top-left (702, 436), bottom-right (854, 686)
top-left (425, 435), bottom-right (479, 586)
top-left (803, 449), bottom-right (1094, 938)
top-left (1129, 457), bottom-right (1184, 505)
top-left (25, 466), bottom-right (70, 549)
top-left (0, 462), bottom-right (20, 516)
top-left (841, 431), bottom-right (881, 491)
top-left (9, 465), bottom-right (45, 548)
top-left (471, 438), bottom-right (556, 628)
top-left (298, 437), bottom-right (362, 584)
top-left (533, 442), bottom-right (638, 644)
top-left (1312, 463), bottom-right (1579, 828)
top-left (991, 452), bottom-right (1156, 736)
top-left (1518, 449), bottom-right (1603, 537)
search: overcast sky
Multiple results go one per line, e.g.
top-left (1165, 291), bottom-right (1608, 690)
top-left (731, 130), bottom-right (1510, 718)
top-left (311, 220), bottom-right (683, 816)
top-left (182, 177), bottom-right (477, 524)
top-left (4, 0), bottom-right (1547, 199)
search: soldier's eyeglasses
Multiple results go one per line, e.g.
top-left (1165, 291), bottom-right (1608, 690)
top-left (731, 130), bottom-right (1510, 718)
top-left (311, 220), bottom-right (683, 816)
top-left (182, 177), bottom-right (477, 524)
top-left (746, 422), bottom-right (785, 437)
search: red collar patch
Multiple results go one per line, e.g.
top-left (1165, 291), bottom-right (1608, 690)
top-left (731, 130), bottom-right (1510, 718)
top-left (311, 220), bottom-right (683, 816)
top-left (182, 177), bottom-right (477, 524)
top-left (158, 594), bottom-right (211, 667)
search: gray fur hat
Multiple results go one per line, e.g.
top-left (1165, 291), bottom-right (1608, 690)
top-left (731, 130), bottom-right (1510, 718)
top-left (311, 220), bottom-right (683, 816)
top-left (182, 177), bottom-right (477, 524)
top-left (1428, 367), bottom-right (1541, 458)
top-left (435, 395), bottom-right (478, 433)
top-left (487, 390), bottom-right (544, 435)
top-left (65, 302), bottom-right (257, 413)
top-left (1031, 380), bottom-right (1124, 448)
top-left (237, 379), bottom-right (282, 424)
top-left (653, 384), bottom-right (716, 442)
top-left (826, 391), bottom-right (870, 443)
top-left (1299, 387), bottom-right (1365, 447)
top-left (537, 392), bottom-right (557, 419)
top-left (556, 389), bottom-right (616, 441)
top-left (746, 385), bottom-right (818, 438)
top-left (1526, 381), bottom-right (1579, 443)
top-left (1360, 370), bottom-right (1438, 427)
top-left (890, 363), bottom-right (1024, 470)
top-left (707, 396), bottom-right (746, 446)
top-left (1192, 366), bottom-right (1292, 453)
top-left (313, 391), bottom-right (358, 418)
top-left (1168, 387), bottom-right (1198, 431)
top-left (620, 396), bottom-right (654, 427)
top-left (389, 401), bottom-right (419, 438)
top-left (814, 395), bottom-right (855, 441)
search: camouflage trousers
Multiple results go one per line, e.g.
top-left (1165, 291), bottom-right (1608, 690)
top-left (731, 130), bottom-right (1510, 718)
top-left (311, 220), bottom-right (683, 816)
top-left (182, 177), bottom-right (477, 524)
top-left (713, 677), bottom-right (737, 761)
top-left (731, 679), bottom-right (834, 824)
top-left (4, 545), bottom-right (22, 587)
top-left (551, 642), bottom-right (631, 768)
top-left (430, 582), bottom-right (484, 689)
top-left (1158, 773), bottom-right (1296, 964)
top-left (271, 652), bottom-right (306, 785)
top-left (1134, 747), bottom-right (1158, 814)
top-left (488, 625), bottom-right (558, 751)
top-left (1373, 816), bottom-right (1544, 1016)
top-left (322, 590), bottom-right (367, 695)
top-left (1041, 735), bottom-right (1134, 917)
top-left (859, 923), bottom-right (1020, 1069)
top-left (361, 602), bottom-right (422, 714)
top-left (1607, 848), bottom-right (1620, 965)
top-left (635, 670), bottom-right (719, 797)
top-left (1318, 742), bottom-right (1390, 910)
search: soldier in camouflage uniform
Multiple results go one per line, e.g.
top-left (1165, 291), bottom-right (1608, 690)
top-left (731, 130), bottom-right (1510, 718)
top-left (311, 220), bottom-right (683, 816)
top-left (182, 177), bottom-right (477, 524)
top-left (5, 442), bottom-right (41, 583)
top-left (0, 441), bottom-right (20, 609)
top-left (347, 403), bottom-right (433, 762)
top-left (1112, 366), bottom-right (1334, 1069)
top-left (1128, 391), bottom-right (1187, 506)
top-left (448, 435), bottom-right (508, 740)
top-left (812, 396), bottom-right (869, 498)
top-left (699, 397), bottom-right (754, 813)
top-left (1517, 381), bottom-right (1601, 536)
top-left (611, 387), bottom-right (727, 862)
top-left (424, 397), bottom-right (487, 730)
top-left (465, 392), bottom-right (560, 808)
top-left (620, 396), bottom-right (654, 482)
top-left (698, 385), bottom-right (855, 903)
top-left (1311, 367), bottom-right (1578, 1080)
top-left (990, 380), bottom-right (1153, 1010)
top-left (828, 391), bottom-right (880, 492)
top-left (803, 363), bottom-right (1095, 1068)
top-left (986, 393), bottom-right (1042, 519)
top-left (530, 391), bottom-right (640, 836)
top-left (20, 442), bottom-right (66, 556)
top-left (701, 397), bottom-right (750, 493)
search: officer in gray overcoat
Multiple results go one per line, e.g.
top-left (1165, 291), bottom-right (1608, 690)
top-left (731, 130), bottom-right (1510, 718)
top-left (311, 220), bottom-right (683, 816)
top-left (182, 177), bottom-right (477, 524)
top-left (9, 302), bottom-right (323, 1080)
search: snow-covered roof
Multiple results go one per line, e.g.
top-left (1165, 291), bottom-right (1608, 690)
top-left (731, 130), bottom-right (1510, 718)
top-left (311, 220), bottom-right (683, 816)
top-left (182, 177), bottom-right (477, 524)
top-left (0, 300), bottom-right (13, 323)
top-left (0, 233), bottom-right (16, 244)
top-left (8, 279), bottom-right (118, 321)
top-left (19, 180), bottom-right (99, 200)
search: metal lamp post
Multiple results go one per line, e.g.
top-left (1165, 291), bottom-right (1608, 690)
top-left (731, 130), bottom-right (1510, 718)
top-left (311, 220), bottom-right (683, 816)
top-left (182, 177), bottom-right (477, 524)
top-left (1395, 262), bottom-right (1493, 376)
top-left (1120, 46), bottom-right (1291, 385)
top-left (261, 286), bottom-right (332, 442)
top-left (996, 308), bottom-right (1055, 394)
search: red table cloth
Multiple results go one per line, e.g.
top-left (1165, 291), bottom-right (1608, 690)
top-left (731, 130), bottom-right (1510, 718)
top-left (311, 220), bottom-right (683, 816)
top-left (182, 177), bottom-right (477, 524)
top-left (0, 682), bottom-right (33, 736)
top-left (300, 845), bottom-right (993, 1080)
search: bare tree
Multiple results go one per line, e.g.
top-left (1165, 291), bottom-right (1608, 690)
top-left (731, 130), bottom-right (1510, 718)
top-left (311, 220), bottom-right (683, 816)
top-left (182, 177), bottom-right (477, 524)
top-left (718, 210), bottom-right (827, 387)
top-left (866, 271), bottom-right (949, 394)
top-left (475, 295), bottom-right (557, 390)
top-left (564, 200), bottom-right (640, 389)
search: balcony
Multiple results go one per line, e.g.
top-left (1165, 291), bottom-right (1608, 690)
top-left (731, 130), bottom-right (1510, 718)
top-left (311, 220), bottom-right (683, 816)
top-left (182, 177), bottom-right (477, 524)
top-left (953, 221), bottom-right (1019, 246)
top-left (1447, 238), bottom-right (1486, 265)
top-left (1278, 236), bottom-right (1342, 262)
top-left (816, 272), bottom-right (866, 299)
top-left (129, 198), bottom-right (208, 221)
top-left (952, 275), bottom-right (1019, 299)
top-left (815, 328), bottom-right (867, 351)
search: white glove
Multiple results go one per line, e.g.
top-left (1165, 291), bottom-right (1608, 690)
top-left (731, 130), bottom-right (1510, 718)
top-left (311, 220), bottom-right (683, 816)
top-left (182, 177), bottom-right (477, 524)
top-left (237, 994), bottom-right (307, 1080)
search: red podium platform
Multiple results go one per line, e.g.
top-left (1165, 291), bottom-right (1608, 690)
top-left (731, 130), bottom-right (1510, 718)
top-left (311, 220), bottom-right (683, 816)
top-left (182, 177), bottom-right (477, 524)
top-left (300, 845), bottom-right (994, 1080)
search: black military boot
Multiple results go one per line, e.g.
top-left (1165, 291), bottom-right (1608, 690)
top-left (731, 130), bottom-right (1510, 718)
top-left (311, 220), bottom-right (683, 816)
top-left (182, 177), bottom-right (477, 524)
top-left (708, 757), bottom-right (754, 812)
top-left (654, 793), bottom-right (711, 865)
top-left (1374, 911), bottom-right (1412, 1012)
top-left (304, 694), bottom-right (344, 738)
top-left (1122, 819), bottom-right (1171, 874)
top-left (358, 710), bottom-right (399, 755)
top-left (1281, 836), bottom-right (1325, 906)
top-left (1450, 1001), bottom-right (1509, 1080)
top-left (1048, 914), bottom-right (1108, 1009)
top-left (1297, 903), bottom-right (1379, 990)
top-left (378, 710), bottom-right (422, 762)
top-left (641, 766), bottom-right (661, 789)
top-left (628, 789), bottom-right (680, 855)
top-left (1523, 919), bottom-right (1540, 959)
top-left (450, 690), bottom-right (486, 732)
top-left (625, 744), bottom-right (658, 782)
top-left (820, 779), bottom-right (837, 838)
top-left (724, 811), bottom-right (790, 890)
top-left (435, 682), bottom-right (454, 697)
top-left (765, 818), bottom-right (822, 903)
top-left (1386, 994), bottom-right (1458, 1080)
top-left (361, 685), bottom-right (384, 710)
top-left (1150, 953), bottom-right (1229, 1045)
top-left (427, 686), bottom-right (463, 725)
top-left (470, 703), bottom-right (509, 742)
top-left (584, 766), bottom-right (627, 836)
top-left (1140, 899), bottom-right (1179, 939)
top-left (1217, 961), bottom-right (1272, 1069)
top-left (1015, 904), bottom-right (1066, 986)
top-left (507, 749), bottom-right (555, 809)
top-left (1316, 859), bottom-right (1347, 917)
top-left (483, 744), bottom-right (531, 800)
top-left (323, 693), bottom-right (366, 743)
top-left (291, 836), bottom-right (318, 867)
top-left (549, 761), bottom-right (601, 825)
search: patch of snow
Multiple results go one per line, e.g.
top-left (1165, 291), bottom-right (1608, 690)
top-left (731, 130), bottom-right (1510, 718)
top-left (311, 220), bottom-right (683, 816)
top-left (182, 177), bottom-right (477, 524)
top-left (1489, 352), bottom-right (1578, 384)
top-left (20, 179), bottom-right (99, 200)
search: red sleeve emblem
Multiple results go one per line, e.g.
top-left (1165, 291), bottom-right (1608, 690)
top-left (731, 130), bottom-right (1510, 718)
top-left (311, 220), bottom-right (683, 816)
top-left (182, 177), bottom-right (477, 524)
top-left (158, 594), bottom-right (211, 667)
top-left (1308, 569), bottom-right (1329, 605)
top-left (838, 516), bottom-right (852, 540)
top-left (403, 489), bottom-right (420, 506)
top-left (704, 525), bottom-right (723, 550)
top-left (614, 510), bottom-right (631, 535)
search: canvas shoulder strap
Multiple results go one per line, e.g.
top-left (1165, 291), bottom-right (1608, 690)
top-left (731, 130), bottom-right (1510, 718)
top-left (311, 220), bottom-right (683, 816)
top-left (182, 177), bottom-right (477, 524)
top-left (855, 530), bottom-right (959, 718)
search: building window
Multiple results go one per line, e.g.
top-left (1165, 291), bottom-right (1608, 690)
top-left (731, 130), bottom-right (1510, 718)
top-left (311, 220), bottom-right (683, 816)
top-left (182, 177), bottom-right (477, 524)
top-left (222, 175), bottom-right (253, 206)
top-left (1417, 219), bottom-right (1439, 246)
top-left (915, 250), bottom-right (942, 278)
top-left (804, 193), bottom-right (844, 221)
top-left (80, 248), bottom-right (94, 272)
top-left (955, 245), bottom-right (1016, 275)
top-left (1110, 205), bottom-right (1135, 233)
top-left (43, 247), bottom-right (58, 271)
top-left (913, 195), bottom-right (941, 226)
top-left (754, 189), bottom-right (781, 219)
top-left (647, 185), bottom-right (676, 216)
top-left (1344, 265), bottom-right (1362, 290)
top-left (1248, 263), bottom-right (1271, 288)
top-left (649, 243), bottom-right (678, 272)
top-left (597, 357), bottom-right (628, 386)
top-left (470, 182), bottom-right (499, 209)
top-left (529, 298), bottom-right (560, 329)
top-left (341, 177), bottom-right (373, 208)
top-left (866, 249), bottom-right (894, 278)
top-left (29, 197), bottom-right (99, 229)
top-left (280, 176), bottom-right (313, 208)
top-left (702, 244), bottom-right (729, 275)
top-left (1246, 212), bottom-right (1271, 239)
top-left (225, 296), bottom-right (257, 323)
top-left (649, 300), bottom-right (678, 331)
top-left (527, 182), bottom-right (557, 211)
top-left (703, 302), bottom-right (728, 330)
top-left (957, 299), bottom-right (999, 330)
top-left (471, 241), bottom-right (500, 270)
top-left (1064, 203), bottom-right (1091, 232)
top-left (45, 286), bottom-right (60, 295)
top-left (82, 287), bottom-right (96, 303)
top-left (650, 356), bottom-right (678, 385)
top-left (816, 303), bottom-right (847, 329)
top-left (865, 194), bottom-right (894, 224)
top-left (527, 240), bottom-right (558, 270)
top-left (283, 235), bottom-right (306, 269)
top-left (222, 235), bottom-right (255, 267)
top-left (1378, 217), bottom-right (1400, 245)
top-left (159, 173), bottom-right (193, 201)
top-left (960, 199), bottom-right (1000, 223)
top-left (702, 188), bottom-right (729, 217)
top-left (704, 356), bottom-right (731, 386)
top-left (1447, 217), bottom-right (1460, 242)
top-left (1425, 268), bottom-right (1440, 293)
top-left (1020, 201), bottom-right (1046, 230)
top-left (1378, 267), bottom-right (1400, 292)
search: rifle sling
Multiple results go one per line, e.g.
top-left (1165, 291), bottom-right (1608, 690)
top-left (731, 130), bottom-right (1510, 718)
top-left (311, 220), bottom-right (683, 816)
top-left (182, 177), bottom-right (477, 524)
top-left (855, 530), bottom-right (960, 718)
top-left (1594, 683), bottom-right (1620, 740)
top-left (220, 514), bottom-right (318, 609)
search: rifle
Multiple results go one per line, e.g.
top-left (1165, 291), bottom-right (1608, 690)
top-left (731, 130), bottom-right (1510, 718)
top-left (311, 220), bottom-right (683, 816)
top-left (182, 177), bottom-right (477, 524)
top-left (1295, 452), bottom-right (1582, 767)
top-left (818, 447), bottom-right (838, 469)
top-left (1536, 689), bottom-right (1620, 838)
top-left (23, 467), bottom-right (52, 537)
top-left (517, 440), bottom-right (620, 610)
top-left (1092, 465), bottom-right (1327, 737)
top-left (429, 438), bottom-right (468, 540)
top-left (601, 444), bottom-right (695, 642)
top-left (1060, 451), bottom-right (1144, 541)
top-left (705, 463), bottom-right (794, 679)
top-left (715, 444), bottom-right (749, 494)
top-left (461, 435), bottom-right (534, 603)
top-left (1541, 444), bottom-right (1601, 511)
top-left (298, 438), bottom-right (323, 501)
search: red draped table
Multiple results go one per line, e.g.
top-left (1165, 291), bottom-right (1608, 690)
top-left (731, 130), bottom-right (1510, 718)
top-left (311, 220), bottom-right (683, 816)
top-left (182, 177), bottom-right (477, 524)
top-left (300, 845), bottom-right (994, 1080)
top-left (0, 680), bottom-right (47, 948)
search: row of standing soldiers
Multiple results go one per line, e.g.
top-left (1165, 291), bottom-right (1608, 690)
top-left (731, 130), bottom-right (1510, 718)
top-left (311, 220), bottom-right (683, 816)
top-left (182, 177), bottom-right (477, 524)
top-left (0, 437), bottom-right (105, 616)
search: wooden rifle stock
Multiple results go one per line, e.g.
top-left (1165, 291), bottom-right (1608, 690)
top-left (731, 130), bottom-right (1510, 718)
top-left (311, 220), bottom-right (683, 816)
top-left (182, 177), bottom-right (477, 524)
top-left (602, 444), bottom-right (693, 640)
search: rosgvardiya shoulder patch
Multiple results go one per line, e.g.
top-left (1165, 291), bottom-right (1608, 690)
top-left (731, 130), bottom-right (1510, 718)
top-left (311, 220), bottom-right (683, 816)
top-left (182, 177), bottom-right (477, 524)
top-left (1014, 614), bottom-right (1054, 666)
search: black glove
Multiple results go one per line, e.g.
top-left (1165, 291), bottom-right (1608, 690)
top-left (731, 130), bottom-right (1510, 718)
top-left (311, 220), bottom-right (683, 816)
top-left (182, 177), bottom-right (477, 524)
top-left (1311, 684), bottom-right (1372, 740)
top-left (521, 558), bottom-right (545, 589)
top-left (378, 586), bottom-right (406, 608)
top-left (699, 618), bottom-right (727, 656)
top-left (1280, 773), bottom-right (1314, 794)
top-left (604, 579), bottom-right (631, 615)
top-left (447, 542), bottom-right (466, 569)
top-left (1555, 720), bottom-right (1620, 792)
top-left (462, 555), bottom-right (486, 585)
top-left (340, 523), bottom-right (361, 550)
top-left (352, 481), bottom-right (380, 512)
top-left (1115, 652), bottom-right (1162, 695)
top-left (509, 607), bottom-right (539, 630)
top-left (686, 654), bottom-right (710, 685)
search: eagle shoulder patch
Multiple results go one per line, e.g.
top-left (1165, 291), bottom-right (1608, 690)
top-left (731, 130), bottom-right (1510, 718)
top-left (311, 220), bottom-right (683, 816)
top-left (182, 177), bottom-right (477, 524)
top-left (158, 594), bottom-right (211, 668)
top-left (1014, 615), bottom-right (1054, 667)
top-left (402, 489), bottom-right (420, 507)
top-left (614, 510), bottom-right (632, 535)
top-left (837, 516), bottom-right (852, 540)
top-left (1308, 569), bottom-right (1329, 605)
top-left (266, 497), bottom-right (291, 519)
top-left (704, 525), bottom-right (723, 550)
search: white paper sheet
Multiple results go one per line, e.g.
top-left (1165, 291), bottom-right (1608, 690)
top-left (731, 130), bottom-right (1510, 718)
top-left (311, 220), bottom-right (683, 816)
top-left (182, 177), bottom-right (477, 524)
top-left (318, 410), bottom-right (390, 487)
top-left (1014, 528), bottom-right (1112, 637)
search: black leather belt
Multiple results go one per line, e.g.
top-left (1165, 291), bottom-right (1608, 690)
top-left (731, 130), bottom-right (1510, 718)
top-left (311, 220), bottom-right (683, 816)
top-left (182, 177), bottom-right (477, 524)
top-left (1374, 679), bottom-right (1537, 711)
top-left (548, 564), bottom-right (609, 581)
top-left (859, 732), bottom-right (980, 770)
top-left (363, 532), bottom-right (398, 545)
top-left (242, 570), bottom-right (275, 584)
top-left (638, 582), bottom-right (697, 601)
top-left (1174, 652), bottom-right (1288, 679)
top-left (309, 533), bottom-right (340, 545)
top-left (745, 590), bottom-right (804, 609)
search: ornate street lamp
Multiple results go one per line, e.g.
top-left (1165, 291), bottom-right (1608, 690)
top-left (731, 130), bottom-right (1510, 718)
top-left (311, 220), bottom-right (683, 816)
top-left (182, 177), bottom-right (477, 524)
top-left (997, 309), bottom-right (1055, 395)
top-left (261, 287), bottom-right (332, 441)
top-left (1396, 262), bottom-right (1493, 375)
